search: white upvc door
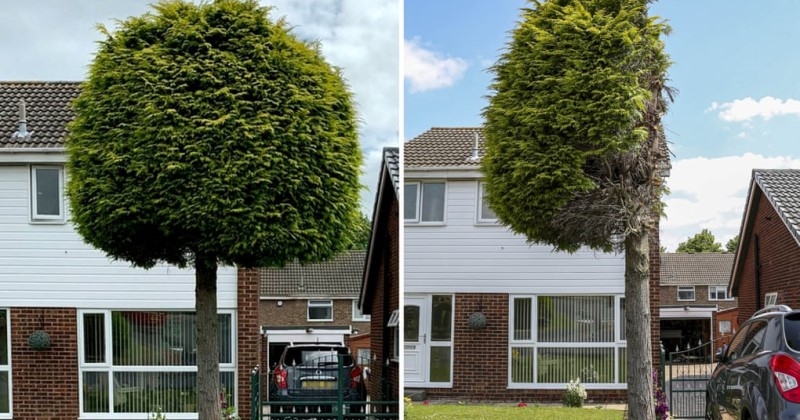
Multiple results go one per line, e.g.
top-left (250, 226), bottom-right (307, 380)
top-left (403, 295), bottom-right (427, 385)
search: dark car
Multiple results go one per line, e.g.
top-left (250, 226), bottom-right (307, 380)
top-left (706, 305), bottom-right (800, 419)
top-left (269, 343), bottom-right (365, 418)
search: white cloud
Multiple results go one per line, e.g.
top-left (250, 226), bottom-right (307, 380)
top-left (708, 96), bottom-right (800, 122)
top-left (661, 153), bottom-right (800, 252)
top-left (404, 37), bottom-right (468, 93)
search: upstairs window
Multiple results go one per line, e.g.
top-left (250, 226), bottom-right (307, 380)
top-left (30, 165), bottom-right (64, 222)
top-left (308, 300), bottom-right (333, 321)
top-left (404, 182), bottom-right (445, 222)
top-left (709, 286), bottom-right (733, 301)
top-left (477, 182), bottom-right (497, 222)
top-left (352, 300), bottom-right (370, 322)
top-left (677, 286), bottom-right (696, 301)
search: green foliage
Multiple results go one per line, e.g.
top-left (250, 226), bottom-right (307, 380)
top-left (349, 213), bottom-right (372, 250)
top-left (676, 229), bottom-right (723, 253)
top-left (726, 235), bottom-right (739, 253)
top-left (66, 0), bottom-right (363, 269)
top-left (563, 378), bottom-right (587, 408)
top-left (482, 0), bottom-right (671, 251)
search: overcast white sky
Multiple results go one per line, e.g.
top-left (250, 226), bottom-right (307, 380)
top-left (1, 0), bottom-right (399, 214)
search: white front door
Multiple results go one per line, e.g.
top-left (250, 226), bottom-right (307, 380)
top-left (403, 296), bottom-right (427, 384)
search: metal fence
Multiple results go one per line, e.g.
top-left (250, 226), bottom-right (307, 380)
top-left (250, 359), bottom-right (399, 420)
top-left (660, 339), bottom-right (718, 419)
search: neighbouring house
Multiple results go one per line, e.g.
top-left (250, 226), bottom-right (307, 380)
top-left (659, 253), bottom-right (736, 358)
top-left (258, 250), bottom-right (371, 373)
top-left (403, 127), bottom-right (662, 403)
top-left (0, 81), bottom-right (260, 420)
top-left (358, 147), bottom-right (400, 408)
top-left (730, 169), bottom-right (800, 324)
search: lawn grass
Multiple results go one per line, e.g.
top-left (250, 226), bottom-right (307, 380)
top-left (404, 403), bottom-right (626, 420)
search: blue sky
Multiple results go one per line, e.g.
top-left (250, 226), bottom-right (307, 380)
top-left (404, 0), bottom-right (800, 251)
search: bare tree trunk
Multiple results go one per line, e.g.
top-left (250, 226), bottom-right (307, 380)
top-left (196, 254), bottom-right (221, 420)
top-left (625, 231), bottom-right (655, 420)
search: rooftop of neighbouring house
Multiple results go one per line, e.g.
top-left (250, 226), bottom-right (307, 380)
top-left (752, 169), bottom-right (800, 244)
top-left (404, 127), bottom-right (484, 168)
top-left (660, 252), bottom-right (734, 286)
top-left (0, 81), bottom-right (81, 149)
top-left (383, 146), bottom-right (400, 192)
top-left (260, 250), bottom-right (366, 298)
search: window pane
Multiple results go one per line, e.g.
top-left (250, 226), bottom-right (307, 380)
top-left (404, 306), bottom-right (420, 342)
top-left (0, 310), bottom-right (7, 365)
top-left (420, 183), bottom-right (445, 222)
top-left (309, 306), bottom-right (332, 320)
top-left (538, 296), bottom-right (614, 343)
top-left (480, 184), bottom-right (496, 220)
top-left (510, 347), bottom-right (534, 383)
top-left (429, 346), bottom-right (451, 382)
top-left (0, 371), bottom-right (7, 414)
top-left (109, 371), bottom-right (235, 414)
top-left (83, 371), bottom-right (109, 413)
top-left (513, 298), bottom-right (532, 341)
top-left (404, 184), bottom-right (418, 220)
top-left (35, 168), bottom-right (60, 216)
top-left (618, 347), bottom-right (627, 383)
top-left (620, 298), bottom-right (627, 341)
top-left (84, 313), bottom-right (106, 363)
top-left (431, 295), bottom-right (452, 341)
top-left (113, 312), bottom-right (231, 366)
top-left (538, 347), bottom-right (614, 383)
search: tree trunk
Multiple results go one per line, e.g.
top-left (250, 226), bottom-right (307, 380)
top-left (625, 231), bottom-right (655, 420)
top-left (196, 254), bottom-right (221, 420)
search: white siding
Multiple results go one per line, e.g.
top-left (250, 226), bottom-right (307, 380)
top-left (404, 178), bottom-right (625, 294)
top-left (0, 165), bottom-right (237, 309)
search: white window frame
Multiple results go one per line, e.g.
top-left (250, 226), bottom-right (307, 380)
top-left (404, 181), bottom-right (446, 224)
top-left (387, 309), bottom-right (399, 361)
top-left (30, 165), bottom-right (65, 223)
top-left (507, 294), bottom-right (627, 390)
top-left (677, 286), bottom-right (696, 302)
top-left (308, 300), bottom-right (333, 322)
top-left (351, 300), bottom-right (370, 322)
top-left (765, 292), bottom-right (778, 306)
top-left (708, 286), bottom-right (734, 301)
top-left (476, 181), bottom-right (498, 223)
top-left (77, 309), bottom-right (237, 419)
top-left (0, 309), bottom-right (11, 419)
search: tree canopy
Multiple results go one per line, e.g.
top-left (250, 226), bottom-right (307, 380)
top-left (482, 1), bottom-right (671, 418)
top-left (66, 1), bottom-right (363, 418)
top-left (726, 235), bottom-right (739, 253)
top-left (676, 229), bottom-right (723, 253)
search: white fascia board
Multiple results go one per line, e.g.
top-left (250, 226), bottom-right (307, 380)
top-left (660, 306), bottom-right (717, 319)
top-left (0, 150), bottom-right (66, 163)
top-left (405, 167), bottom-right (482, 179)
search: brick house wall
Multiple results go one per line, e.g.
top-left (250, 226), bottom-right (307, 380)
top-left (10, 308), bottom-right (79, 420)
top-left (660, 285), bottom-right (737, 310)
top-left (366, 191), bottom-right (399, 409)
top-left (736, 193), bottom-right (800, 324)
top-left (237, 268), bottom-right (261, 420)
top-left (650, 221), bottom-right (661, 371)
top-left (260, 299), bottom-right (370, 333)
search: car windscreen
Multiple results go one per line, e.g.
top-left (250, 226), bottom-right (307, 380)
top-left (783, 313), bottom-right (800, 352)
top-left (282, 347), bottom-right (353, 366)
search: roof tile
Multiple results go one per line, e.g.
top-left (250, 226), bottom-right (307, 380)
top-left (260, 250), bottom-right (366, 297)
top-left (0, 81), bottom-right (81, 149)
top-left (405, 127), bottom-right (483, 168)
top-left (660, 253), bottom-right (734, 286)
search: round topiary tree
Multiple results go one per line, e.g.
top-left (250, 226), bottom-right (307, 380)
top-left (66, 1), bottom-right (363, 418)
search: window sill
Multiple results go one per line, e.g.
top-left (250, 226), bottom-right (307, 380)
top-left (474, 220), bottom-right (499, 226)
top-left (29, 219), bottom-right (66, 225)
top-left (307, 319), bottom-right (334, 323)
top-left (405, 221), bottom-right (446, 226)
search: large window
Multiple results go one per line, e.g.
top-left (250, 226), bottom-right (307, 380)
top-left (509, 296), bottom-right (626, 388)
top-left (677, 286), bottom-right (696, 301)
top-left (308, 300), bottom-right (333, 321)
top-left (79, 311), bottom-right (235, 417)
top-left (709, 286), bottom-right (733, 301)
top-left (352, 300), bottom-right (370, 322)
top-left (477, 182), bottom-right (497, 222)
top-left (0, 310), bottom-right (9, 417)
top-left (30, 165), bottom-right (64, 222)
top-left (404, 182), bottom-right (445, 222)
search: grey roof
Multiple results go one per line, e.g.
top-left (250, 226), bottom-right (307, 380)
top-left (260, 250), bottom-right (366, 298)
top-left (384, 147), bottom-right (400, 192)
top-left (754, 169), bottom-right (800, 243)
top-left (0, 81), bottom-right (81, 149)
top-left (660, 253), bottom-right (734, 286)
top-left (405, 127), bottom-right (484, 168)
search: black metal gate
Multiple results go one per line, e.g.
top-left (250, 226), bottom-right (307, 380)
top-left (662, 340), bottom-right (718, 419)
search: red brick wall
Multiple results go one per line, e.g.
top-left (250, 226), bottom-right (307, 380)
top-left (736, 193), bottom-right (800, 324)
top-left (367, 191), bottom-right (399, 408)
top-left (237, 268), bottom-right (262, 420)
top-left (650, 220), bottom-right (662, 371)
top-left (260, 299), bottom-right (370, 334)
top-left (11, 307), bottom-right (78, 420)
